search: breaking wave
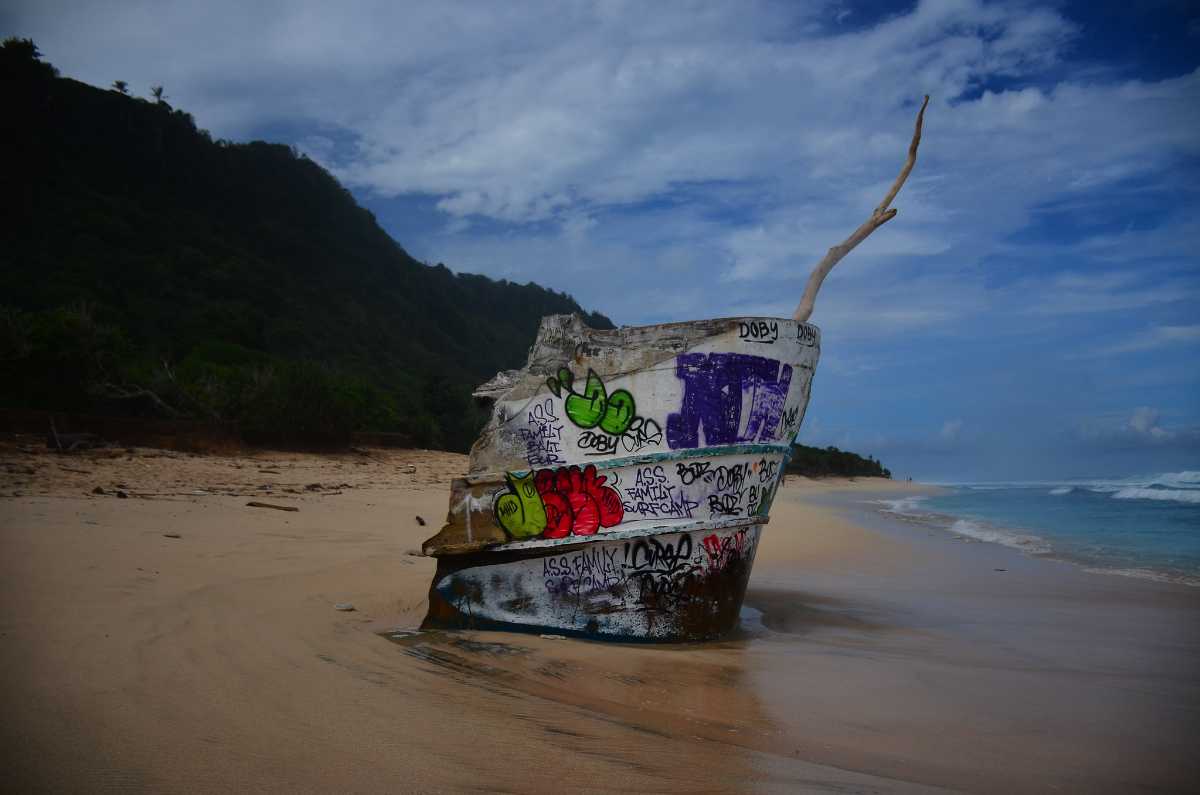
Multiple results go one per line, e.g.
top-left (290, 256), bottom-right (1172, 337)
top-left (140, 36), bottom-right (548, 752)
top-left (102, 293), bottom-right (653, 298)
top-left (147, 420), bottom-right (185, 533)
top-left (947, 519), bottom-right (1052, 554)
top-left (1111, 487), bottom-right (1200, 505)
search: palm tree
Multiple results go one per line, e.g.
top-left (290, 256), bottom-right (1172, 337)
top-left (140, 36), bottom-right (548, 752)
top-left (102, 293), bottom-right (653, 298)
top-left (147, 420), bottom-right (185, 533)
top-left (150, 84), bottom-right (166, 103)
top-left (111, 80), bottom-right (128, 94)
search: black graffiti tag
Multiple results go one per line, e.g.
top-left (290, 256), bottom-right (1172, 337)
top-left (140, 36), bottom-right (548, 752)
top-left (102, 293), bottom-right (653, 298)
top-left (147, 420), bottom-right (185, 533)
top-left (739, 320), bottom-right (779, 344)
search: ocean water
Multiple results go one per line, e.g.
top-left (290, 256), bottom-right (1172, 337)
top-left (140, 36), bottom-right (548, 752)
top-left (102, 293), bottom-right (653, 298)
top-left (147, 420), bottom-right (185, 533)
top-left (876, 471), bottom-right (1200, 586)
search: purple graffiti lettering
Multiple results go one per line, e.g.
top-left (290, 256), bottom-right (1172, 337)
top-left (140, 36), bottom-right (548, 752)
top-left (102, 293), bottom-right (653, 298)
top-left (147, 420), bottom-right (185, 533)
top-left (666, 353), bottom-right (793, 449)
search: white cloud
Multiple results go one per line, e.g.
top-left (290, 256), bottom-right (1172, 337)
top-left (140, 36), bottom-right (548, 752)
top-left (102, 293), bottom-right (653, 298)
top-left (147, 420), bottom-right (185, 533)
top-left (1074, 407), bottom-right (1200, 450)
top-left (1084, 324), bottom-right (1200, 357)
top-left (941, 418), bottom-right (964, 440)
top-left (1129, 407), bottom-right (1169, 439)
top-left (1022, 267), bottom-right (1200, 317)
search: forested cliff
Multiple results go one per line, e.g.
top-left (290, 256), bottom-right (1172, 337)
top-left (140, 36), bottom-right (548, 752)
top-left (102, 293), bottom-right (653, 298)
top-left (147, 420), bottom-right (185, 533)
top-left (0, 40), bottom-right (611, 450)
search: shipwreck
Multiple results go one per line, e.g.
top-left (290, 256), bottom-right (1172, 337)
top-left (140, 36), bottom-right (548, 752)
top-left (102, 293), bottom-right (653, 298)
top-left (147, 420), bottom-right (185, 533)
top-left (420, 97), bottom-right (929, 641)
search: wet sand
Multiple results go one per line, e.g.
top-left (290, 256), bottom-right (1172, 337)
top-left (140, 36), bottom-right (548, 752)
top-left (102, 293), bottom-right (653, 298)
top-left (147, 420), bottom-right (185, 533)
top-left (1, 442), bottom-right (1197, 792)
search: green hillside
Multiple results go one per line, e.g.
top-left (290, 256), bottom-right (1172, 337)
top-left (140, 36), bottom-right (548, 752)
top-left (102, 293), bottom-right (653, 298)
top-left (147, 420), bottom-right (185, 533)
top-left (0, 40), bottom-right (612, 450)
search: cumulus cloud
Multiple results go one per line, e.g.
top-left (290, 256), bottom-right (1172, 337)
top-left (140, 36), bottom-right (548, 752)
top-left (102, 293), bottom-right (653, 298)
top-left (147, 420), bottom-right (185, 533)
top-left (1076, 407), bottom-right (1200, 450)
top-left (1129, 407), bottom-right (1169, 439)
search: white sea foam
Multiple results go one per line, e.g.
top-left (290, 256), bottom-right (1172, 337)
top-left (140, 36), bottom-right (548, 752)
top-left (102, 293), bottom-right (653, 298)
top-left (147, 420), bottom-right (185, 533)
top-left (948, 519), bottom-right (1052, 554)
top-left (952, 471), bottom-right (1200, 495)
top-left (877, 495), bottom-right (928, 515)
top-left (738, 605), bottom-right (767, 634)
top-left (1048, 486), bottom-right (1072, 496)
top-left (1156, 470), bottom-right (1200, 488)
top-left (1082, 566), bottom-right (1200, 588)
top-left (1111, 487), bottom-right (1200, 505)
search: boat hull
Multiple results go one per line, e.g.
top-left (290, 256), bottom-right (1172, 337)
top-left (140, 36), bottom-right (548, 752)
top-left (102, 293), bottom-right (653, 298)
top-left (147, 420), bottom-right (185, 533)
top-left (423, 523), bottom-right (760, 641)
top-left (421, 314), bottom-right (819, 642)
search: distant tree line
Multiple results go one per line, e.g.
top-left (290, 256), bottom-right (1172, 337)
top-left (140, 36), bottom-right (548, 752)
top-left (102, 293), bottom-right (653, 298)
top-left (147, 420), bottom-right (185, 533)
top-left (787, 444), bottom-right (892, 479)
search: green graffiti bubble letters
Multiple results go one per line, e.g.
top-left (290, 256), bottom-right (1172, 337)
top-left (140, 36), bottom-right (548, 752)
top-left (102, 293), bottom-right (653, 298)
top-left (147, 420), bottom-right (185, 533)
top-left (599, 389), bottom-right (635, 435)
top-left (493, 471), bottom-right (547, 539)
top-left (564, 370), bottom-right (609, 429)
top-left (554, 367), bottom-right (638, 436)
top-left (545, 368), bottom-right (574, 398)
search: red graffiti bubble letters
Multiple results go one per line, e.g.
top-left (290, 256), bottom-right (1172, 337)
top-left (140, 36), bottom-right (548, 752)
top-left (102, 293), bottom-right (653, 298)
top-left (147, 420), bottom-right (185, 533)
top-left (541, 491), bottom-right (572, 539)
top-left (534, 463), bottom-right (624, 539)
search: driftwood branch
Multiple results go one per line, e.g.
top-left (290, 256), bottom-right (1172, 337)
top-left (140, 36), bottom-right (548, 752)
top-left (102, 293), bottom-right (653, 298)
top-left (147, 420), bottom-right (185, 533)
top-left (792, 95), bottom-right (929, 323)
top-left (91, 382), bottom-right (184, 418)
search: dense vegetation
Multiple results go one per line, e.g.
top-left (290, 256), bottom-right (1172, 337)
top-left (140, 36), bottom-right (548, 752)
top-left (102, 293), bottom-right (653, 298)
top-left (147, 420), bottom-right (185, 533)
top-left (0, 40), bottom-right (611, 450)
top-left (787, 444), bottom-right (892, 479)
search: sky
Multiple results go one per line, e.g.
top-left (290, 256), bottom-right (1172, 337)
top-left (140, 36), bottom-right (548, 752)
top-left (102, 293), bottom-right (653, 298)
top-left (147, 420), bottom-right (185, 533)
top-left (5, 0), bottom-right (1198, 481)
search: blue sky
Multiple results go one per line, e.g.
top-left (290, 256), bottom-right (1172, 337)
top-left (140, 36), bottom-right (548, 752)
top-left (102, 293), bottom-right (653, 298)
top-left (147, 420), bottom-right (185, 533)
top-left (6, 0), bottom-right (1198, 480)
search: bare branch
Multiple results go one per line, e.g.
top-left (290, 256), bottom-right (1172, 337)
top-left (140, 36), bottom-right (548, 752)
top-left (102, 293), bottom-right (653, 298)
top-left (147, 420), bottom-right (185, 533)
top-left (792, 95), bottom-right (929, 323)
top-left (90, 382), bottom-right (184, 418)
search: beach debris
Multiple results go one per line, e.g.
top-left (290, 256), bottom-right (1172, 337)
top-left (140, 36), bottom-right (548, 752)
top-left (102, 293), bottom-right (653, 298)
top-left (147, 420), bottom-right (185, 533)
top-left (405, 465), bottom-right (417, 474)
top-left (539, 634), bottom-right (568, 640)
top-left (305, 482), bottom-right (322, 491)
top-left (92, 486), bottom-right (105, 495)
top-left (58, 465), bottom-right (91, 474)
top-left (793, 95), bottom-right (929, 322)
top-left (415, 515), bottom-right (426, 526)
top-left (258, 469), bottom-right (281, 475)
top-left (48, 418), bottom-right (106, 452)
top-left (994, 568), bottom-right (1007, 572)
top-left (116, 490), bottom-right (128, 499)
top-left (246, 501), bottom-right (299, 512)
top-left (404, 549), bottom-right (424, 557)
top-left (334, 603), bottom-right (356, 612)
top-left (163, 533), bottom-right (181, 539)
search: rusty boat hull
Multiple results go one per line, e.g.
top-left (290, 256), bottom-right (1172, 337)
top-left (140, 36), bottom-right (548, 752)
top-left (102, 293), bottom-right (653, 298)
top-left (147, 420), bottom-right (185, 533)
top-left (424, 522), bottom-right (761, 641)
top-left (421, 314), bottom-right (819, 642)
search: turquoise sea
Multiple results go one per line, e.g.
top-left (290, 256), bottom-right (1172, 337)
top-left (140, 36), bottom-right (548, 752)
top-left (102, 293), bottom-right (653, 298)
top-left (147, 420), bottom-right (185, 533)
top-left (876, 471), bottom-right (1200, 586)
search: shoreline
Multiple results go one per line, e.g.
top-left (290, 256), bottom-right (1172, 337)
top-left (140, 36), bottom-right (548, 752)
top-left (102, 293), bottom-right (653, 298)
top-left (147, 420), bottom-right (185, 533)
top-left (2, 446), bottom-right (1197, 792)
top-left (831, 481), bottom-right (1200, 589)
top-left (748, 479), bottom-right (1200, 793)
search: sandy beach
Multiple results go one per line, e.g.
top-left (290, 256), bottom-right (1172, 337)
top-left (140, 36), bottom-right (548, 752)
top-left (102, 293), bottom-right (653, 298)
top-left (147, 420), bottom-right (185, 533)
top-left (1, 440), bottom-right (1197, 793)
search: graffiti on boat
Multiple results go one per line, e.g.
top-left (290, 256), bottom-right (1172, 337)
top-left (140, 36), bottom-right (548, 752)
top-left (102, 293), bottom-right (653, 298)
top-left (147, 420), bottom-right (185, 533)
top-left (494, 463), bottom-right (624, 540)
top-left (667, 352), bottom-right (793, 449)
top-left (427, 528), bottom-right (753, 643)
top-left (421, 314), bottom-right (823, 640)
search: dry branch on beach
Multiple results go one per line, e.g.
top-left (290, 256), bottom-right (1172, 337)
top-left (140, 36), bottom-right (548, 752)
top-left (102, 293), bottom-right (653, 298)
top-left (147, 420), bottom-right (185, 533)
top-left (792, 95), bottom-right (930, 322)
